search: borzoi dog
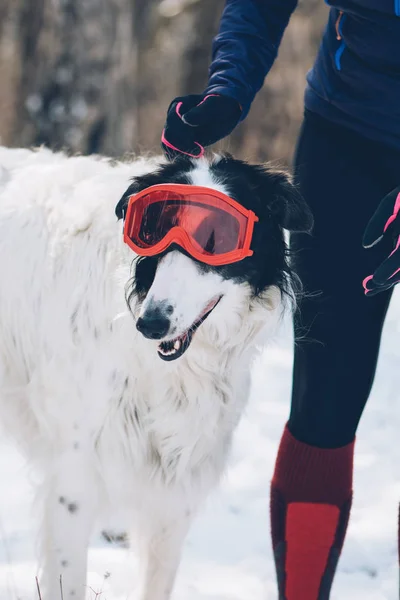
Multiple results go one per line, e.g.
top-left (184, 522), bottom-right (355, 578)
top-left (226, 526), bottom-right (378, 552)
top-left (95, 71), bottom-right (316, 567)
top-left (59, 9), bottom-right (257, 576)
top-left (0, 147), bottom-right (312, 599)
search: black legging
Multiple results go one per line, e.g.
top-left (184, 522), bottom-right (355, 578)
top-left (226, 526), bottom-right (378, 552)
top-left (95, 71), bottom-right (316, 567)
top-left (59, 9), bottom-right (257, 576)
top-left (289, 110), bottom-right (400, 449)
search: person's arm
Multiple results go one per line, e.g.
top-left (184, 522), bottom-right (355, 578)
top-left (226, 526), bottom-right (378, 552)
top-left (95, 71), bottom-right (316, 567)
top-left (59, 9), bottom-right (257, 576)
top-left (161, 0), bottom-right (298, 158)
top-left (205, 0), bottom-right (299, 119)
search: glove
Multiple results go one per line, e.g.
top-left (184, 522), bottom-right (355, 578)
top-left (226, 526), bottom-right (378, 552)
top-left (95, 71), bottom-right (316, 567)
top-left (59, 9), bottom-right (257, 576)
top-left (363, 185), bottom-right (400, 296)
top-left (161, 93), bottom-right (242, 160)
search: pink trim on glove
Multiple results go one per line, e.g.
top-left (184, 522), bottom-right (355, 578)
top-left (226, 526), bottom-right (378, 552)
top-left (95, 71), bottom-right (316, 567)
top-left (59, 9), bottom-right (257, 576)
top-left (384, 192), bottom-right (400, 233)
top-left (196, 94), bottom-right (220, 107)
top-left (388, 234), bottom-right (400, 258)
top-left (389, 267), bottom-right (400, 280)
top-left (385, 235), bottom-right (400, 280)
top-left (198, 94), bottom-right (242, 111)
top-left (175, 96), bottom-right (221, 121)
top-left (161, 129), bottom-right (204, 159)
top-left (175, 101), bottom-right (185, 119)
top-left (363, 274), bottom-right (374, 293)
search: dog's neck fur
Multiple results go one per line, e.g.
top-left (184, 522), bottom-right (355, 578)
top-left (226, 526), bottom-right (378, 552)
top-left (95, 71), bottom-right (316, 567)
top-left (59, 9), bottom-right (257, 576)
top-left (95, 242), bottom-right (279, 500)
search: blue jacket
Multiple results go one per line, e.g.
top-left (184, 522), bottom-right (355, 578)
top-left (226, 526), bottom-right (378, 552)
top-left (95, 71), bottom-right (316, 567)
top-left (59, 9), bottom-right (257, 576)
top-left (205, 1), bottom-right (400, 149)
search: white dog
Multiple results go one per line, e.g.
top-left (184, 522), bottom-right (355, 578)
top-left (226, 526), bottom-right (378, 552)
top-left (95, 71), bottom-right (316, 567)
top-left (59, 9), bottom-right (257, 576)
top-left (0, 146), bottom-right (312, 599)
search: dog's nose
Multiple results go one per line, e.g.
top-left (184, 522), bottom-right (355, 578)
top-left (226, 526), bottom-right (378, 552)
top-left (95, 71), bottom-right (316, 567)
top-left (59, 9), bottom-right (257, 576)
top-left (136, 310), bottom-right (170, 340)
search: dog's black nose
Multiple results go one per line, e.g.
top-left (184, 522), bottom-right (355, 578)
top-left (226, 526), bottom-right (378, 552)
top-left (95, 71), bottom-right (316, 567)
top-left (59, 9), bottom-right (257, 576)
top-left (136, 311), bottom-right (170, 340)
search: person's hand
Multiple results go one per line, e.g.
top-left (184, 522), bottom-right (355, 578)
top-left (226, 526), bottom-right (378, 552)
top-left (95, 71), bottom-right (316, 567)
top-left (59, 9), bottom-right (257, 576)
top-left (161, 93), bottom-right (242, 160)
top-left (363, 185), bottom-right (400, 296)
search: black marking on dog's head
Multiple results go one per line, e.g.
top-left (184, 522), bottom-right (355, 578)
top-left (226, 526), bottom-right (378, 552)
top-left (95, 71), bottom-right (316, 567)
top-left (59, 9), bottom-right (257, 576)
top-left (115, 155), bottom-right (194, 220)
top-left (132, 255), bottom-right (159, 303)
top-left (209, 155), bottom-right (313, 233)
top-left (204, 156), bottom-right (313, 296)
top-left (118, 154), bottom-right (313, 305)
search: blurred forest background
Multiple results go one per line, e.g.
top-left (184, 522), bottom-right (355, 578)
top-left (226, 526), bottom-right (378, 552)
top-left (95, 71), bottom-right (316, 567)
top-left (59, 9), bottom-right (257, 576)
top-left (0, 0), bottom-right (327, 165)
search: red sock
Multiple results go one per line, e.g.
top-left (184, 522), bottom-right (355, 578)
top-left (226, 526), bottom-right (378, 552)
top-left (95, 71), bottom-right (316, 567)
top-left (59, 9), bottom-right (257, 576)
top-left (270, 425), bottom-right (354, 600)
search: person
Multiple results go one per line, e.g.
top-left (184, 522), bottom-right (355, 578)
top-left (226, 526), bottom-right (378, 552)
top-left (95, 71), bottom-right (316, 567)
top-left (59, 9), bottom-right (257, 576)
top-left (158, 1), bottom-right (400, 598)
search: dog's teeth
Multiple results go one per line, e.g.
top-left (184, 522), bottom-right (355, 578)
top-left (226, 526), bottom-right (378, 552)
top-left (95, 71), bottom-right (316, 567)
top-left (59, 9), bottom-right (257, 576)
top-left (158, 338), bottom-right (182, 358)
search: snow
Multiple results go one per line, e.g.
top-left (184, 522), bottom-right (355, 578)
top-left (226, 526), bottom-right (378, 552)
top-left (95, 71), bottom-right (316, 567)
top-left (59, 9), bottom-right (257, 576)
top-left (1, 290), bottom-right (400, 599)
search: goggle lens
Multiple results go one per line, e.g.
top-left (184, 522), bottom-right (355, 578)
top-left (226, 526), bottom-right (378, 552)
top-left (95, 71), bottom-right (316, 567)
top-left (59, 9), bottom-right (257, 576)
top-left (123, 185), bottom-right (257, 266)
top-left (130, 191), bottom-right (245, 256)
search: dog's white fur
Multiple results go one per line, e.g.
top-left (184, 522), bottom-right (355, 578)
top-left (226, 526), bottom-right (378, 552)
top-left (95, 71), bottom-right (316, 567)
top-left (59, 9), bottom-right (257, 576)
top-left (0, 146), bottom-right (282, 599)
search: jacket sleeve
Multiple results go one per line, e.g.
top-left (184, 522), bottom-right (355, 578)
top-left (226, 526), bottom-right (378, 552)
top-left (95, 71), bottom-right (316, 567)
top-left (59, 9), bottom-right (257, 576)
top-left (205, 0), bottom-right (299, 120)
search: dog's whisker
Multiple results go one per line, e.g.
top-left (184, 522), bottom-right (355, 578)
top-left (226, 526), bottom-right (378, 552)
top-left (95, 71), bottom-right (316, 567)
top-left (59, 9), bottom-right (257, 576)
top-left (111, 311), bottom-right (131, 323)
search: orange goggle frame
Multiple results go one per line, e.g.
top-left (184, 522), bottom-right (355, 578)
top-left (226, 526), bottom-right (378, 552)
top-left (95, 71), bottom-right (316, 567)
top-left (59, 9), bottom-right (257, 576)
top-left (123, 183), bottom-right (259, 266)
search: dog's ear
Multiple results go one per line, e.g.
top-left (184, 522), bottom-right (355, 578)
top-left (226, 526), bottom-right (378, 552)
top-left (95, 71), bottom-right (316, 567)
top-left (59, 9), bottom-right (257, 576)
top-left (115, 172), bottom-right (162, 220)
top-left (115, 168), bottom-right (169, 220)
top-left (115, 158), bottom-right (193, 220)
top-left (253, 165), bottom-right (314, 233)
top-left (115, 181), bottom-right (141, 220)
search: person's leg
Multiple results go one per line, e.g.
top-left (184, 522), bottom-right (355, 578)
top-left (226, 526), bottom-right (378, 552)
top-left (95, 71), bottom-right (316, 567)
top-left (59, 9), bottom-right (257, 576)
top-left (271, 111), bottom-right (398, 600)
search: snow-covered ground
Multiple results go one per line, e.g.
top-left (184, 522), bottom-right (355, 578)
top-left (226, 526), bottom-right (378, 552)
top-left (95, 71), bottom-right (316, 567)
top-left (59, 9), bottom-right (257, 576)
top-left (1, 290), bottom-right (400, 600)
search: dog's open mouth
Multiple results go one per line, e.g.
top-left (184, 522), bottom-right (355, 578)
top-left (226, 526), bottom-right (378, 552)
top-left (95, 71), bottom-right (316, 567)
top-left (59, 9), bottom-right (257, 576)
top-left (157, 296), bottom-right (222, 362)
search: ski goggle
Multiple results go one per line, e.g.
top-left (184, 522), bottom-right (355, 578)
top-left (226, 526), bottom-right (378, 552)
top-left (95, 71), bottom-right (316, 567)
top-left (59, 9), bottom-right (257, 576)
top-left (123, 184), bottom-right (259, 266)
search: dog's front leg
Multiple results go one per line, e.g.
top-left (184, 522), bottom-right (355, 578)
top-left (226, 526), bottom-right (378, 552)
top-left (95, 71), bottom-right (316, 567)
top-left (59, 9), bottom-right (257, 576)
top-left (39, 448), bottom-right (97, 600)
top-left (136, 506), bottom-right (194, 600)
